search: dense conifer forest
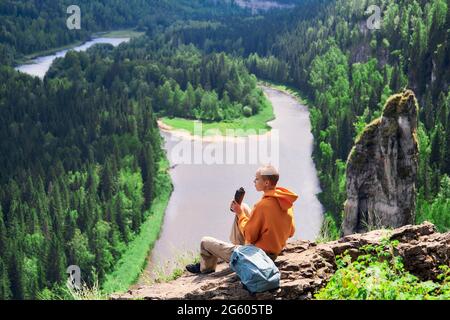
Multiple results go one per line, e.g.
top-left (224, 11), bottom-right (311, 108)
top-left (0, 0), bottom-right (448, 299)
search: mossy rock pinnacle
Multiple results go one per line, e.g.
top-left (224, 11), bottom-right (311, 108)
top-left (343, 90), bottom-right (419, 236)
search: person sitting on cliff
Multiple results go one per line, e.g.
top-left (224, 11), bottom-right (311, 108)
top-left (185, 164), bottom-right (298, 274)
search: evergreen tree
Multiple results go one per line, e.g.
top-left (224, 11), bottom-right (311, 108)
top-left (139, 143), bottom-right (156, 211)
top-left (0, 256), bottom-right (12, 300)
top-left (8, 242), bottom-right (25, 299)
top-left (100, 159), bottom-right (117, 202)
top-left (0, 205), bottom-right (7, 258)
top-left (45, 234), bottom-right (66, 285)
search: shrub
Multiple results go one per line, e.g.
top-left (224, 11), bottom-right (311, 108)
top-left (243, 106), bottom-right (253, 117)
top-left (315, 239), bottom-right (450, 300)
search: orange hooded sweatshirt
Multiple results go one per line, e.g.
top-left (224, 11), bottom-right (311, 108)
top-left (238, 187), bottom-right (298, 256)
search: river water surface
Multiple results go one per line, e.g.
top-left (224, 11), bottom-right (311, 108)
top-left (143, 86), bottom-right (324, 279)
top-left (15, 37), bottom-right (129, 78)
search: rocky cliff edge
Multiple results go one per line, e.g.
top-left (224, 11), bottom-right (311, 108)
top-left (111, 222), bottom-right (449, 300)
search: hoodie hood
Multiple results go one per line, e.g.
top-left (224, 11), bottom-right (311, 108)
top-left (263, 187), bottom-right (298, 211)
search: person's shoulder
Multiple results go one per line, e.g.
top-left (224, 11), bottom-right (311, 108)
top-left (254, 197), bottom-right (275, 210)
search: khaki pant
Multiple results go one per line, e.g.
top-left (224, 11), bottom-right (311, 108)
top-left (200, 203), bottom-right (277, 273)
top-left (199, 203), bottom-right (251, 273)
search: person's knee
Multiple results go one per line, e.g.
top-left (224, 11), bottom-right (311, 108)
top-left (201, 236), bottom-right (215, 243)
top-left (200, 236), bottom-right (215, 250)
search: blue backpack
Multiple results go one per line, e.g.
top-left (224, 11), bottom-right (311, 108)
top-left (229, 245), bottom-right (280, 294)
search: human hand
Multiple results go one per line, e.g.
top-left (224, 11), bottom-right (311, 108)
top-left (230, 200), bottom-right (242, 215)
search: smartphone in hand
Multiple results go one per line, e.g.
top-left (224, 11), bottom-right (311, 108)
top-left (230, 187), bottom-right (245, 212)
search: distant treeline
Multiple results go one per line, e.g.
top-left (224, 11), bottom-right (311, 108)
top-left (0, 0), bottom-right (245, 65)
top-left (47, 36), bottom-right (266, 121)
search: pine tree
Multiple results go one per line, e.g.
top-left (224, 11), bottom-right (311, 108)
top-left (8, 241), bottom-right (25, 299)
top-left (0, 205), bottom-right (7, 257)
top-left (49, 182), bottom-right (64, 235)
top-left (0, 256), bottom-right (12, 299)
top-left (100, 158), bottom-right (116, 201)
top-left (430, 124), bottom-right (444, 170)
top-left (114, 192), bottom-right (129, 243)
top-left (64, 210), bottom-right (77, 244)
top-left (173, 84), bottom-right (184, 117)
top-left (445, 107), bottom-right (450, 174)
top-left (46, 234), bottom-right (66, 285)
top-left (160, 81), bottom-right (174, 116)
top-left (184, 82), bottom-right (196, 118)
top-left (93, 220), bottom-right (113, 281)
top-left (139, 143), bottom-right (156, 210)
top-left (339, 112), bottom-right (352, 160)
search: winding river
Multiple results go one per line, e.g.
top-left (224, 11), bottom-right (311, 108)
top-left (15, 37), bottom-right (130, 78)
top-left (143, 86), bottom-right (324, 280)
top-left (15, 41), bottom-right (324, 282)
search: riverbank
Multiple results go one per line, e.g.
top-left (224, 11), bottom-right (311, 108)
top-left (15, 40), bottom-right (86, 65)
top-left (101, 157), bottom-right (174, 295)
top-left (258, 80), bottom-right (311, 106)
top-left (15, 29), bottom-right (144, 65)
top-left (158, 89), bottom-right (275, 137)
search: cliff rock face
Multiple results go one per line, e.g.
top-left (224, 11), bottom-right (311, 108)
top-left (111, 222), bottom-right (450, 300)
top-left (342, 90), bottom-right (419, 236)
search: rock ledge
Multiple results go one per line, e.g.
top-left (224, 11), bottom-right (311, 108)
top-left (111, 222), bottom-right (449, 300)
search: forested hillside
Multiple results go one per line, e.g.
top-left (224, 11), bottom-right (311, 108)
top-left (0, 25), bottom-right (269, 300)
top-left (47, 37), bottom-right (266, 121)
top-left (167, 0), bottom-right (450, 234)
top-left (0, 0), bottom-right (245, 65)
top-left (271, 0), bottom-right (450, 233)
top-left (0, 62), bottom-right (165, 299)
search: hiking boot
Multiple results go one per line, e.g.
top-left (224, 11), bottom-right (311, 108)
top-left (185, 263), bottom-right (201, 274)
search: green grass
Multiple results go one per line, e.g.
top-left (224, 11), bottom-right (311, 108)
top-left (160, 95), bottom-right (275, 136)
top-left (316, 212), bottom-right (341, 243)
top-left (141, 251), bottom-right (200, 285)
top-left (101, 157), bottom-right (174, 295)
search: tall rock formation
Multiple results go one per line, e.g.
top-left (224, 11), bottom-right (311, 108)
top-left (342, 90), bottom-right (419, 236)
